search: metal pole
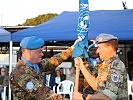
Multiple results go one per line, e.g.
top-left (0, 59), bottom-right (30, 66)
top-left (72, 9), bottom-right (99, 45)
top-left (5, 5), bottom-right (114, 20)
top-left (9, 41), bottom-right (13, 100)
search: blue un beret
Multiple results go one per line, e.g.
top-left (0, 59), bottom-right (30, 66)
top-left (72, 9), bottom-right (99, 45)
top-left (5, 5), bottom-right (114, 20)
top-left (20, 36), bottom-right (45, 49)
top-left (96, 33), bottom-right (118, 44)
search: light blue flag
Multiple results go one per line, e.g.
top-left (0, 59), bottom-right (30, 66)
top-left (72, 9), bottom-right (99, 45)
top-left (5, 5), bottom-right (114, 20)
top-left (72, 0), bottom-right (89, 58)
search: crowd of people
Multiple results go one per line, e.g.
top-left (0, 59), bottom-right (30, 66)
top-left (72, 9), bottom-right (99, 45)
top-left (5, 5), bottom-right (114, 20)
top-left (0, 33), bottom-right (130, 100)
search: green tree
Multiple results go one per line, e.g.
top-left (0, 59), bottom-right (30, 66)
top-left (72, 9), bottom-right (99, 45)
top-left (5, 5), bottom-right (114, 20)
top-left (18, 13), bottom-right (58, 26)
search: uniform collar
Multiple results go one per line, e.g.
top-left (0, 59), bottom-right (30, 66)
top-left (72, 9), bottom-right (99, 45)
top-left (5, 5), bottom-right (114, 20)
top-left (21, 57), bottom-right (40, 73)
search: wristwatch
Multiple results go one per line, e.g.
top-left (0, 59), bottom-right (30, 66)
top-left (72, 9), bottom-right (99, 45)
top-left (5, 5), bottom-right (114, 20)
top-left (82, 93), bottom-right (88, 100)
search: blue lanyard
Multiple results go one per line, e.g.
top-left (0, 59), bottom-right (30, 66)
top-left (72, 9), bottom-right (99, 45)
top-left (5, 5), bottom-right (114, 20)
top-left (21, 57), bottom-right (40, 73)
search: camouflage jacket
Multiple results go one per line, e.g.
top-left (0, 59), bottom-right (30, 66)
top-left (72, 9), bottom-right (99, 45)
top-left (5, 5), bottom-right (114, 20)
top-left (96, 55), bottom-right (128, 100)
top-left (10, 47), bottom-right (72, 100)
top-left (82, 61), bottom-right (98, 94)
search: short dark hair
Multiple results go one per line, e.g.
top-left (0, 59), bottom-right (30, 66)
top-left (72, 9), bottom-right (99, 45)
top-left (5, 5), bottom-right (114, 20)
top-left (105, 39), bottom-right (118, 51)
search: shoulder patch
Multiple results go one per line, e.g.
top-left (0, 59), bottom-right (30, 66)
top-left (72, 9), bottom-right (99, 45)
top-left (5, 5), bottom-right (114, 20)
top-left (26, 81), bottom-right (34, 90)
top-left (111, 73), bottom-right (119, 82)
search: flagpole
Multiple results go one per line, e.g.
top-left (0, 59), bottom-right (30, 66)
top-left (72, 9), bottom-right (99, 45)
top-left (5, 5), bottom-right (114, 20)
top-left (74, 65), bottom-right (80, 91)
top-left (73, 0), bottom-right (89, 92)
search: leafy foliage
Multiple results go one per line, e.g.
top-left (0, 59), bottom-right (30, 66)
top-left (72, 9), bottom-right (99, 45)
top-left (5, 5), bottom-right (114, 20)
top-left (18, 13), bottom-right (58, 26)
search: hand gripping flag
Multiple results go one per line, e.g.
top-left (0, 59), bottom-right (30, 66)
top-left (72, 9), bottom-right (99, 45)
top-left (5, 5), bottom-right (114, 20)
top-left (72, 0), bottom-right (89, 58)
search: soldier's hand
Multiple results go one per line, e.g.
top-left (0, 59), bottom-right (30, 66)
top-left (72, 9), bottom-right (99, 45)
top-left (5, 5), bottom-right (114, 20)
top-left (74, 57), bottom-right (84, 69)
top-left (74, 57), bottom-right (80, 68)
top-left (72, 91), bottom-right (83, 100)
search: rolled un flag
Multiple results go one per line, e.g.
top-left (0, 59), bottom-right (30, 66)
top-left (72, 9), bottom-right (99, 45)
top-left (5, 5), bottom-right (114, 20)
top-left (72, 0), bottom-right (89, 58)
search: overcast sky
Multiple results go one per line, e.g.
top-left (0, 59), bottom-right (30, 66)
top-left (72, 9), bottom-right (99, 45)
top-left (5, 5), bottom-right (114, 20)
top-left (0, 0), bottom-right (132, 26)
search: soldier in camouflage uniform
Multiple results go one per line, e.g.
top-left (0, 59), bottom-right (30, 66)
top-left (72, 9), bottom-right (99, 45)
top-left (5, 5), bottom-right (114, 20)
top-left (10, 36), bottom-right (74, 100)
top-left (73, 33), bottom-right (128, 100)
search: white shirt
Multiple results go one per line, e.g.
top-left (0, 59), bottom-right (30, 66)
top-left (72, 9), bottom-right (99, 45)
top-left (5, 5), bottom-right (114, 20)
top-left (46, 74), bottom-right (51, 87)
top-left (55, 77), bottom-right (61, 84)
top-left (90, 58), bottom-right (99, 67)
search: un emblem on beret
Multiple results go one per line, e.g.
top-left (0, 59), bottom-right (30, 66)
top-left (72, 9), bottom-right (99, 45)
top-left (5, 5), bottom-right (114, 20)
top-left (98, 37), bottom-right (103, 42)
top-left (111, 73), bottom-right (119, 82)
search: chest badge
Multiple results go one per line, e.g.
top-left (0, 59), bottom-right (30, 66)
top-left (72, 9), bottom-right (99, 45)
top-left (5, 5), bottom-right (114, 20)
top-left (111, 73), bottom-right (119, 82)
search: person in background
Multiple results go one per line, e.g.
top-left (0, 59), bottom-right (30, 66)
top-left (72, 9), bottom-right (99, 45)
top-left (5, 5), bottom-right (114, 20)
top-left (59, 67), bottom-right (66, 81)
top-left (44, 70), bottom-right (56, 90)
top-left (73, 33), bottom-right (128, 100)
top-left (55, 69), bottom-right (62, 85)
top-left (10, 36), bottom-right (75, 100)
top-left (0, 67), bottom-right (9, 100)
top-left (54, 69), bottom-right (62, 93)
top-left (127, 46), bottom-right (133, 80)
top-left (88, 45), bottom-right (99, 68)
top-left (66, 66), bottom-right (76, 83)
